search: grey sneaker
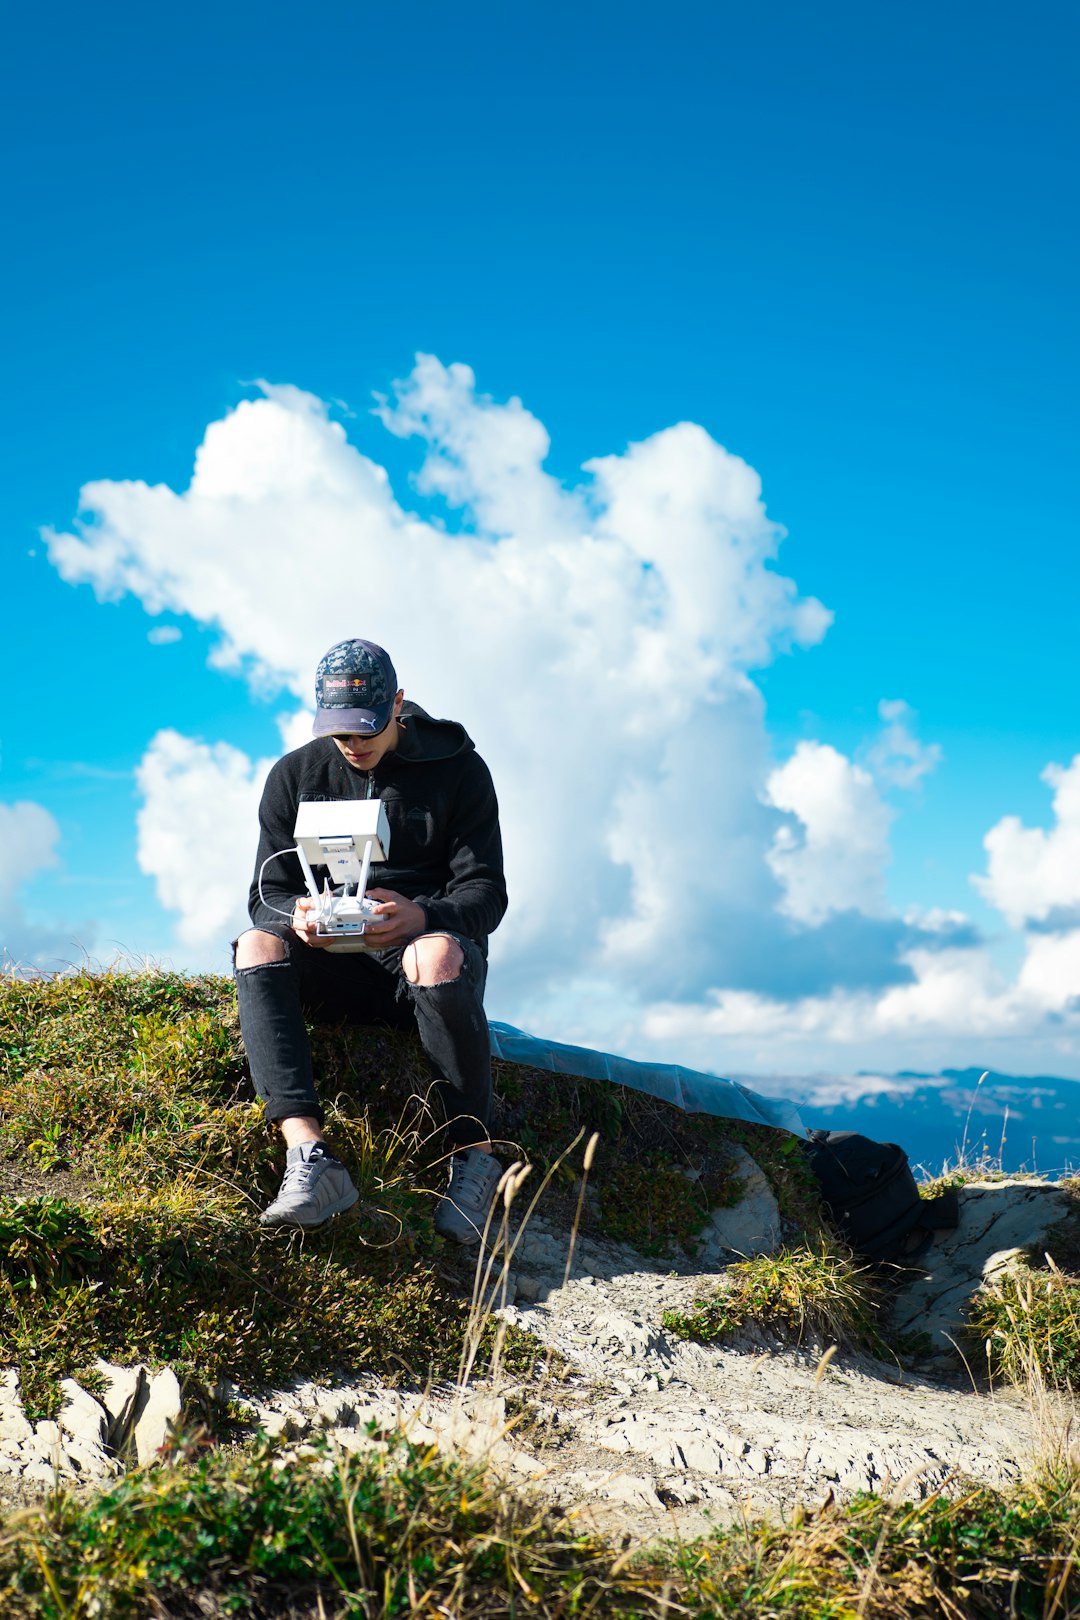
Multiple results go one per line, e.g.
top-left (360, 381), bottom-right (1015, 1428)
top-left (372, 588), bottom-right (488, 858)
top-left (435, 1148), bottom-right (503, 1244)
top-left (260, 1142), bottom-right (359, 1228)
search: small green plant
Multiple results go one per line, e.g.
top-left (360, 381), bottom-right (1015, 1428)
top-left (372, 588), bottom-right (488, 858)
top-left (668, 1461), bottom-right (1080, 1618)
top-left (663, 1241), bottom-right (888, 1354)
top-left (968, 1256), bottom-right (1080, 1391)
top-left (0, 1433), bottom-right (645, 1618)
top-left (1, 1283), bottom-right (104, 1420)
top-left (2, 1430), bottom-right (1080, 1618)
top-left (722, 1121), bottom-right (829, 1236)
top-left (23, 1122), bottom-right (70, 1172)
top-left (597, 1160), bottom-right (713, 1254)
top-left (0, 1197), bottom-right (100, 1294)
top-left (129, 1006), bottom-right (244, 1098)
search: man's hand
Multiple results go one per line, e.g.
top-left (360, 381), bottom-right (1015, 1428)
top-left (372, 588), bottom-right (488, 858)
top-left (358, 889), bottom-right (427, 950)
top-left (291, 890), bottom-right (426, 950)
top-left (290, 896), bottom-right (333, 948)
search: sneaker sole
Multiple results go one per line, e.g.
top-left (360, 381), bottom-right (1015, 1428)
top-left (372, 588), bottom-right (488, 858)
top-left (434, 1210), bottom-right (486, 1244)
top-left (437, 1227), bottom-right (484, 1245)
top-left (260, 1185), bottom-right (360, 1229)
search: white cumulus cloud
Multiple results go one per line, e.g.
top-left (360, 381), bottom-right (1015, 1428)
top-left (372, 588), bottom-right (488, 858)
top-left (135, 732), bottom-right (277, 950)
top-left (48, 358), bottom-right (832, 1003)
top-left (640, 937), bottom-right (1048, 1076)
top-left (867, 699), bottom-right (942, 790)
top-left (1016, 929), bottom-right (1080, 1009)
top-left (0, 800), bottom-right (92, 969)
top-left (42, 358), bottom-right (1080, 1078)
top-left (765, 741), bottom-right (893, 924)
top-left (975, 755), bottom-right (1080, 929)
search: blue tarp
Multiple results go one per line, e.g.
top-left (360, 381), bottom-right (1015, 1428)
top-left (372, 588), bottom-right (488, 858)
top-left (488, 1022), bottom-right (808, 1137)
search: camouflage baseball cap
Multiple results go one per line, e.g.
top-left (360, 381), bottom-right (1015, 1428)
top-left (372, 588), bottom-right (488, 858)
top-left (312, 640), bottom-right (399, 737)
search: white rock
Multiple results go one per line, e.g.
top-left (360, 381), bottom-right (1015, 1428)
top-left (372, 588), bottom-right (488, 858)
top-left (563, 1468), bottom-right (665, 1510)
top-left (259, 1412), bottom-right (295, 1440)
top-left (314, 1394), bottom-right (356, 1428)
top-left (59, 1379), bottom-right (109, 1446)
top-left (677, 1437), bottom-right (723, 1474)
top-left (892, 1181), bottom-right (1071, 1349)
top-left (700, 1144), bottom-right (782, 1259)
top-left (94, 1361), bottom-right (148, 1450)
top-left (62, 1438), bottom-right (119, 1479)
top-left (982, 1247), bottom-right (1026, 1281)
top-left (0, 1406), bottom-right (33, 1445)
top-left (133, 1369), bottom-right (183, 1465)
top-left (331, 1425), bottom-right (388, 1454)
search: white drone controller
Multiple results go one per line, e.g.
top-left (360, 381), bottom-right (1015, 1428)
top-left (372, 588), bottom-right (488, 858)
top-left (309, 887), bottom-right (384, 942)
top-left (292, 800), bottom-right (391, 953)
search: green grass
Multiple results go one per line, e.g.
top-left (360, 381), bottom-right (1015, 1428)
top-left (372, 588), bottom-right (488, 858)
top-left (667, 1458), bottom-right (1080, 1619)
top-left (0, 969), bottom-right (543, 1417)
top-left (720, 1121), bottom-right (830, 1237)
top-left (1, 1203), bottom-right (543, 1422)
top-left (0, 966), bottom-right (829, 1418)
top-left (4, 969), bottom-right (1080, 1615)
top-left (950, 1176), bottom-right (1080, 1393)
top-left (596, 1159), bottom-right (731, 1255)
top-left (6, 967), bottom-right (1078, 1416)
top-left (662, 1242), bottom-right (890, 1356)
top-left (1, 1433), bottom-right (1078, 1618)
top-left (0, 1432), bottom-right (643, 1618)
top-left (493, 1060), bottom-right (822, 1250)
top-left (967, 1256), bottom-right (1080, 1393)
top-left (0, 1197), bottom-right (100, 1293)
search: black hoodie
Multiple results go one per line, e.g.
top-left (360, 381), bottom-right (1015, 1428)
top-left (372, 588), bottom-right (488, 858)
top-left (248, 701), bottom-right (507, 949)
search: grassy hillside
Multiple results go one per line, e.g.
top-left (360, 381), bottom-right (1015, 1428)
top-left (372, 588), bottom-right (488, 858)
top-left (1, 967), bottom-right (1079, 1618)
top-left (0, 966), bottom-right (820, 1420)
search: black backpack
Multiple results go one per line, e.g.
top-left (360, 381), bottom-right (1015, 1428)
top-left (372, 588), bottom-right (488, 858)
top-left (801, 1130), bottom-right (959, 1264)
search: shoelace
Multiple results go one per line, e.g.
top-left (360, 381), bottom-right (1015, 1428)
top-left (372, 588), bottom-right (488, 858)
top-left (279, 1155), bottom-right (328, 1196)
top-left (450, 1155), bottom-right (494, 1207)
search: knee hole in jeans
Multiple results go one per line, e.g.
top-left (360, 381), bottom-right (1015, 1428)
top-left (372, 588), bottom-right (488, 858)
top-left (234, 929), bottom-right (288, 970)
top-left (403, 933), bottom-right (465, 987)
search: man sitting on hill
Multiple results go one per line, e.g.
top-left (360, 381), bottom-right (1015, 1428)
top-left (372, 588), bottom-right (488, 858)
top-left (234, 638), bottom-right (507, 1243)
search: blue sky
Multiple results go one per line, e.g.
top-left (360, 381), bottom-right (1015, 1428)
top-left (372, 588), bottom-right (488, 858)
top-left (3, 0), bottom-right (1079, 1089)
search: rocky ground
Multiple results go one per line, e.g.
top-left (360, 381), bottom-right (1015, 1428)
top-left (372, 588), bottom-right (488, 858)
top-left (1, 1173), bottom-right (1074, 1544)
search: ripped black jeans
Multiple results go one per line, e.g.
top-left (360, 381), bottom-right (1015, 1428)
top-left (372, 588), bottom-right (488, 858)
top-left (233, 927), bottom-right (492, 1150)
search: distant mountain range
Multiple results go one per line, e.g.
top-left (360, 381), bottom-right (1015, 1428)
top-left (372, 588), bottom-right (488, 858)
top-left (741, 1067), bottom-right (1080, 1180)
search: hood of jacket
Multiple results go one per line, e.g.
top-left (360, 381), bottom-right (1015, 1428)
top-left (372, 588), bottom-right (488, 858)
top-left (392, 700), bottom-right (475, 765)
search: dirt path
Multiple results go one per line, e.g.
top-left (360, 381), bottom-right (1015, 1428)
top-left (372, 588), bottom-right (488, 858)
top-left (237, 1180), bottom-right (1076, 1543)
top-left (3, 1178), bottom-right (1074, 1546)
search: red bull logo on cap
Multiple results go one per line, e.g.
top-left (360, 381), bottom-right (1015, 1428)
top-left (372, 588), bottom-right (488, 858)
top-left (324, 675), bottom-right (369, 701)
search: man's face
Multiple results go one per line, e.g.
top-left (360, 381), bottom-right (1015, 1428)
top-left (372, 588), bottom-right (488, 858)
top-left (330, 691), bottom-right (405, 772)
